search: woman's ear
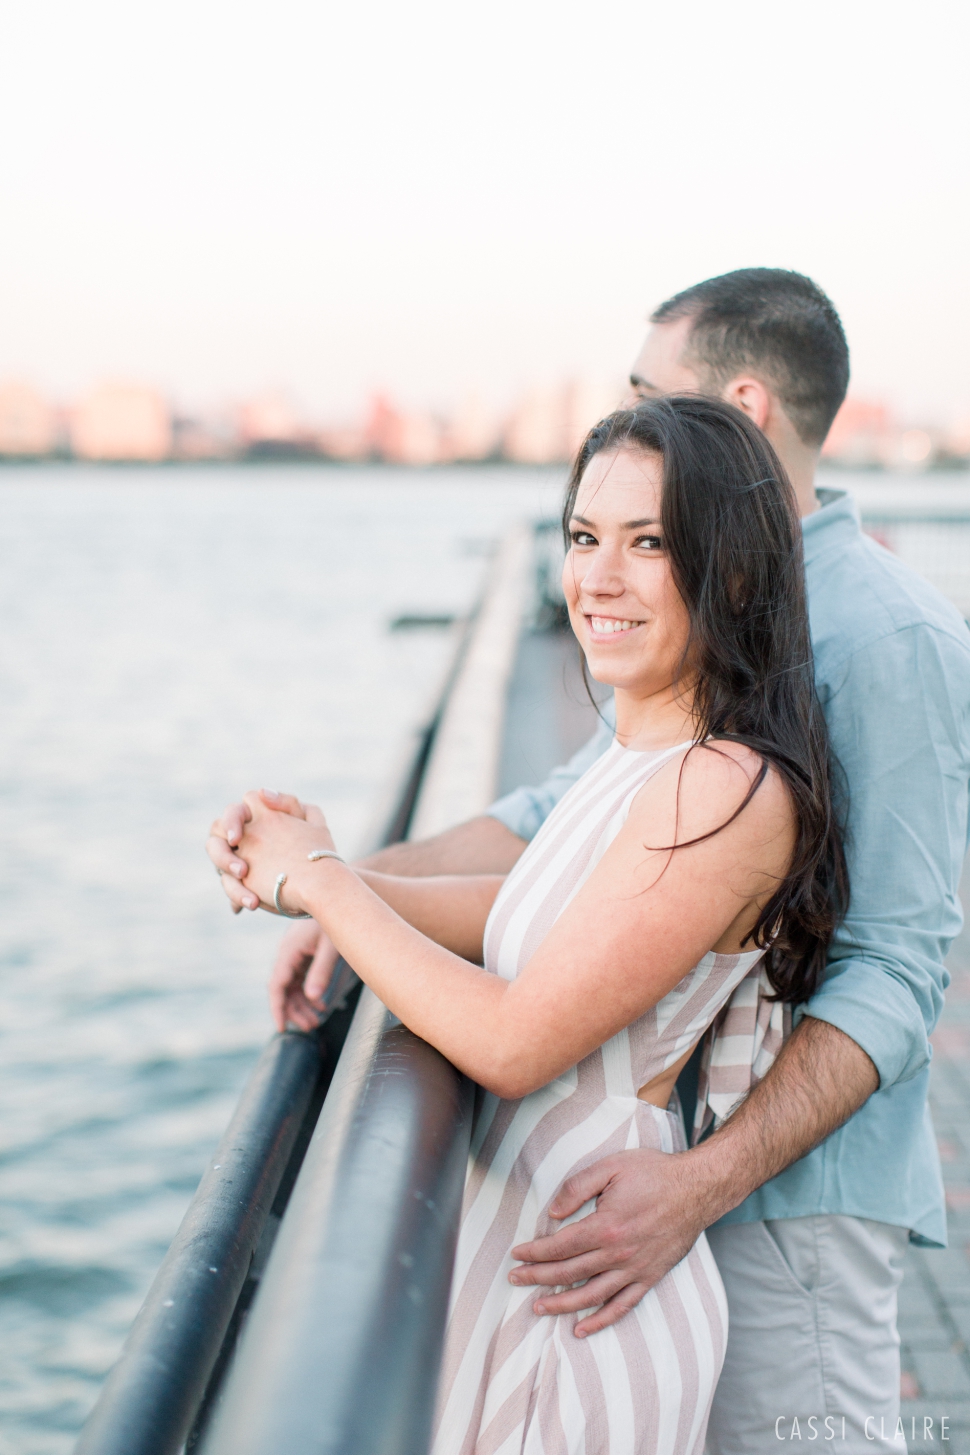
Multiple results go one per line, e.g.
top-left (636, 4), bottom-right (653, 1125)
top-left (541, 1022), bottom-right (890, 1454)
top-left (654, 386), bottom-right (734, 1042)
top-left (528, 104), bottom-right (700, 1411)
top-left (722, 376), bottom-right (772, 432)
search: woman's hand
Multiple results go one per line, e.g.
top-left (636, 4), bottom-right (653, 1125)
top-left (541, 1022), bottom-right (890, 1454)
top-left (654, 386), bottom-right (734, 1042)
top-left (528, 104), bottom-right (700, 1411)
top-left (206, 790), bottom-right (336, 915)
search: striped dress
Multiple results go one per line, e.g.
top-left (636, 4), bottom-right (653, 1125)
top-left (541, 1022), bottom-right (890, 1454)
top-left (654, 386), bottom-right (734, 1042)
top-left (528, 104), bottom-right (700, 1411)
top-left (432, 739), bottom-right (772, 1455)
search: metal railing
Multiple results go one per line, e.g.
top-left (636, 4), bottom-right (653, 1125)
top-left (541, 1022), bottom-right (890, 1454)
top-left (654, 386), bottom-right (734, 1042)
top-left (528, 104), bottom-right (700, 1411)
top-left (73, 1011), bottom-right (352, 1455)
top-left (197, 990), bottom-right (472, 1454)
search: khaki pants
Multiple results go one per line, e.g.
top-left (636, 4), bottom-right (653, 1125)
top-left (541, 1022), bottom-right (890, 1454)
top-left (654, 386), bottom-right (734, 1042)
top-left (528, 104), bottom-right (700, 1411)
top-left (705, 1216), bottom-right (910, 1454)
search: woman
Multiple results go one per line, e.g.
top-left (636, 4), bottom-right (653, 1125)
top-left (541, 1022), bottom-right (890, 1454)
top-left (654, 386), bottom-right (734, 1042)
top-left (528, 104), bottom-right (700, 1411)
top-left (207, 396), bottom-right (846, 1455)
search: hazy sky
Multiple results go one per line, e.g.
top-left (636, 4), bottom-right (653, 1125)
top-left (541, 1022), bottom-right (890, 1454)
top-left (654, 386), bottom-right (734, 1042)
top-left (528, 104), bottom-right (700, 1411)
top-left (1, 0), bottom-right (967, 422)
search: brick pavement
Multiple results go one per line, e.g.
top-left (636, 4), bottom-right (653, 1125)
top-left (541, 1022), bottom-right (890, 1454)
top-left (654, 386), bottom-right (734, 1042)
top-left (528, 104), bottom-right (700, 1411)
top-left (898, 864), bottom-right (970, 1450)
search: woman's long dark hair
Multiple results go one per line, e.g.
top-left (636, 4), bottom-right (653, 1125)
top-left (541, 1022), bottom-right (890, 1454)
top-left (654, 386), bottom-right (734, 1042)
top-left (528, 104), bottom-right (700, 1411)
top-left (562, 395), bottom-right (848, 1004)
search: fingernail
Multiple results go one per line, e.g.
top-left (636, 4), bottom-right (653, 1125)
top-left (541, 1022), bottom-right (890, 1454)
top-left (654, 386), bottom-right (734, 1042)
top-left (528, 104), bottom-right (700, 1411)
top-left (534, 1303), bottom-right (545, 1315)
top-left (231, 863), bottom-right (244, 878)
top-left (263, 789), bottom-right (281, 801)
top-left (509, 1274), bottom-right (521, 1285)
top-left (575, 1328), bottom-right (586, 1339)
top-left (227, 833), bottom-right (238, 846)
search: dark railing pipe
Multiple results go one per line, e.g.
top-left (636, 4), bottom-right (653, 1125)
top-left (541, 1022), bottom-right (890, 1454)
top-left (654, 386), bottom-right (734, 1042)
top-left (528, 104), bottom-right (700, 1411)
top-left (74, 1028), bottom-right (326, 1455)
top-left (197, 988), bottom-right (473, 1455)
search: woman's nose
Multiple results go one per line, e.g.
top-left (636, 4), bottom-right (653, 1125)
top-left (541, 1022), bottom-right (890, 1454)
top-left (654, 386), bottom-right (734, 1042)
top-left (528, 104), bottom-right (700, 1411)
top-left (579, 550), bottom-right (624, 596)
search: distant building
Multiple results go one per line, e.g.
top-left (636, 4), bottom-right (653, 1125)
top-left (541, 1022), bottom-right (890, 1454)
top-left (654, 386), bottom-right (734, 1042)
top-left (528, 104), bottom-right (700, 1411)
top-left (502, 387), bottom-right (566, 464)
top-left (317, 423), bottom-right (371, 462)
top-left (72, 383), bottom-right (172, 461)
top-left (0, 381), bottom-right (57, 457)
top-left (563, 380), bottom-right (621, 458)
top-left (943, 416), bottom-right (970, 464)
top-left (172, 413), bottom-right (241, 460)
top-left (502, 380), bottom-right (619, 465)
top-left (238, 392), bottom-right (307, 454)
top-left (367, 395), bottom-right (441, 466)
top-left (822, 396), bottom-right (893, 466)
top-left (442, 392), bottom-right (498, 462)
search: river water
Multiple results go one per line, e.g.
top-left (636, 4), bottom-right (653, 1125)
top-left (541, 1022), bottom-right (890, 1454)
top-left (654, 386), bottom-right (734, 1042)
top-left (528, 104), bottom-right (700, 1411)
top-left (0, 464), bottom-right (967, 1453)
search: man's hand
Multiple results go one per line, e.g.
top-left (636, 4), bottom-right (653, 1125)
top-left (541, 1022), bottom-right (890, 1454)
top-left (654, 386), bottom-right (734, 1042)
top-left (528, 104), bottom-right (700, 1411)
top-left (510, 1148), bottom-right (716, 1338)
top-left (510, 1016), bottom-right (878, 1337)
top-left (268, 919), bottom-right (344, 1032)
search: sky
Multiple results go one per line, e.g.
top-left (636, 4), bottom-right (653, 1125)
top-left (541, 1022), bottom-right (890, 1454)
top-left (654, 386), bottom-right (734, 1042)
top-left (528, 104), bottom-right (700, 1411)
top-left (1, 0), bottom-right (968, 424)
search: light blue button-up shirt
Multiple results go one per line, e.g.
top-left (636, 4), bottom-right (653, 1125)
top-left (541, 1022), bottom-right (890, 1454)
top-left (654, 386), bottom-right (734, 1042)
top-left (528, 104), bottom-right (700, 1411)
top-left (488, 490), bottom-right (970, 1246)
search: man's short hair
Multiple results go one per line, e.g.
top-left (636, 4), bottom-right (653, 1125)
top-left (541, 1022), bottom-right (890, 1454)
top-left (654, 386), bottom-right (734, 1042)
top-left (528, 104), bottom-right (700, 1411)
top-left (651, 268), bottom-right (849, 447)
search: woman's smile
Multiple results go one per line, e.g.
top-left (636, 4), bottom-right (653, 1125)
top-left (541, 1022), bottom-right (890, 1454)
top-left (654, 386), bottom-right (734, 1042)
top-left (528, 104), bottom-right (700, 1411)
top-left (587, 615), bottom-right (645, 637)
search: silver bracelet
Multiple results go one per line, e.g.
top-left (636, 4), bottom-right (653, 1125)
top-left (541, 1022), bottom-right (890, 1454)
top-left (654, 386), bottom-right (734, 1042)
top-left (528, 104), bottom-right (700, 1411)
top-left (273, 849), bottom-right (344, 919)
top-left (273, 872), bottom-right (311, 919)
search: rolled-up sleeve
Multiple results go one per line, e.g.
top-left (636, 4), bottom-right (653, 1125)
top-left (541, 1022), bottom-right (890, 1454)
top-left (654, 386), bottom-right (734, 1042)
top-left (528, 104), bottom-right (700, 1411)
top-left (805, 624), bottom-right (970, 1088)
top-left (487, 718), bottom-right (614, 842)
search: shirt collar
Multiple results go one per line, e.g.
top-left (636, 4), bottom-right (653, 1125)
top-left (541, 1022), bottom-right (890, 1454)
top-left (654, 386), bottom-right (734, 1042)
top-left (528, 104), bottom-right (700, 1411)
top-left (801, 487), bottom-right (862, 566)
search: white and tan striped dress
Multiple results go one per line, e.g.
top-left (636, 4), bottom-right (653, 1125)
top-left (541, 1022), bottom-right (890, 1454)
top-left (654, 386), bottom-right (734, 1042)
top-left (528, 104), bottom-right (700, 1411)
top-left (432, 739), bottom-right (775, 1455)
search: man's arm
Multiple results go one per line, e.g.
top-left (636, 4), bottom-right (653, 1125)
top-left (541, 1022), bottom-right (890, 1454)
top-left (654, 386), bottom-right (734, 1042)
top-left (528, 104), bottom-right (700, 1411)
top-left (356, 815), bottom-right (526, 877)
top-left (509, 1014), bottom-right (877, 1337)
top-left (792, 625), bottom-right (969, 1085)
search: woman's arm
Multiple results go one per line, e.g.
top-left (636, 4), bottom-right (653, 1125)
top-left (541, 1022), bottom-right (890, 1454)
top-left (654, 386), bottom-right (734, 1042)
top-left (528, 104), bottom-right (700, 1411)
top-left (221, 747), bottom-right (794, 1098)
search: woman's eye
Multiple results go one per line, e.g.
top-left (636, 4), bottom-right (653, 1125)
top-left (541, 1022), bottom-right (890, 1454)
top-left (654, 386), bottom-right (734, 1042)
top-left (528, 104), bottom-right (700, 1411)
top-left (634, 535), bottom-right (664, 552)
top-left (570, 530), bottom-right (597, 547)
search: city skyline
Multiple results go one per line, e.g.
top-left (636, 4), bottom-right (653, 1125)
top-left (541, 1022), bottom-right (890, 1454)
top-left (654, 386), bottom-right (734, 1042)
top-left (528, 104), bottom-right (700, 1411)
top-left (1, 375), bottom-right (966, 470)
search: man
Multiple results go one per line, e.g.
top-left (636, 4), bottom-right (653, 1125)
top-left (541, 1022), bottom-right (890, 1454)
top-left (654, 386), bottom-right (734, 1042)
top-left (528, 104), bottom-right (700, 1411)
top-left (262, 270), bottom-right (970, 1451)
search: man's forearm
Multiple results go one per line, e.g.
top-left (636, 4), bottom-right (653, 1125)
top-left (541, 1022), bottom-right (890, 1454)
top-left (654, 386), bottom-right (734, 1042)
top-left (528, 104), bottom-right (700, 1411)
top-left (689, 1014), bottom-right (879, 1226)
top-left (355, 815), bottom-right (527, 877)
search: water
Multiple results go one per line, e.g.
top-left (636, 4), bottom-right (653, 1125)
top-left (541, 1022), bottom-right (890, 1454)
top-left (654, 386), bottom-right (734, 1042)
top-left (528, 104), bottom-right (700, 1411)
top-left (0, 463), bottom-right (966, 1453)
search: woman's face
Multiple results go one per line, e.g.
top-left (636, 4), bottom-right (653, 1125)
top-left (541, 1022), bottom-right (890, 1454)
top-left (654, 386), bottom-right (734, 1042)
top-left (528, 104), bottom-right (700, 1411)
top-left (562, 446), bottom-right (693, 699)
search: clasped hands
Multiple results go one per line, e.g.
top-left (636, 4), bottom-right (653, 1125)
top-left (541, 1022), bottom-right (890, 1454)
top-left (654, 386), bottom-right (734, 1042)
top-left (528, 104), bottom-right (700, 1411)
top-left (207, 788), bottom-right (338, 914)
top-left (207, 790), bottom-right (348, 1030)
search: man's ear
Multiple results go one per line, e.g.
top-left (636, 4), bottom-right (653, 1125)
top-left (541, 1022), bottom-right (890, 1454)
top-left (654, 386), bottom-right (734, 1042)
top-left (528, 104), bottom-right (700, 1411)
top-left (722, 376), bottom-right (772, 432)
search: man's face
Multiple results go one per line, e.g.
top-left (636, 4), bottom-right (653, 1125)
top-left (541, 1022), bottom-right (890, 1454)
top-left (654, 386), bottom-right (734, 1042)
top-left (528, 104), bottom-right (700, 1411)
top-left (628, 316), bottom-right (703, 401)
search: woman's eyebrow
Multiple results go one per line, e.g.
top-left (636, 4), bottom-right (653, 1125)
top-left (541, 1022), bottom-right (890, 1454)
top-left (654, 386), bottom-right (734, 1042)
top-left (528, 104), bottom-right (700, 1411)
top-left (569, 514), bottom-right (660, 528)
